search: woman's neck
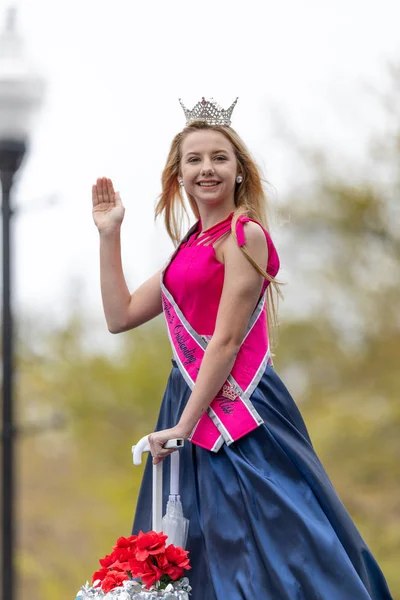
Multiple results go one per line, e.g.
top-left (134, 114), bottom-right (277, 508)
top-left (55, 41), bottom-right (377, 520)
top-left (197, 202), bottom-right (236, 233)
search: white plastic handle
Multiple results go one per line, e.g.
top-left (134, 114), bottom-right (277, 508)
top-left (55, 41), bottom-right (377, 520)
top-left (153, 463), bottom-right (163, 532)
top-left (170, 450), bottom-right (180, 496)
top-left (132, 435), bottom-right (184, 465)
top-left (132, 435), bottom-right (151, 465)
top-left (132, 435), bottom-right (184, 532)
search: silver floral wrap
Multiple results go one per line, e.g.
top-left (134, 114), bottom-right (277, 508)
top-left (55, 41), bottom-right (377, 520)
top-left (75, 579), bottom-right (191, 600)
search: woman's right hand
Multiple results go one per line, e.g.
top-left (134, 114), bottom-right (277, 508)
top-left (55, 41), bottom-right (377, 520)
top-left (92, 177), bottom-right (125, 233)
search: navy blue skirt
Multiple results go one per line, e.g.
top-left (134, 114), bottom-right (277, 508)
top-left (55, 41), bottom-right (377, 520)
top-left (132, 362), bottom-right (393, 599)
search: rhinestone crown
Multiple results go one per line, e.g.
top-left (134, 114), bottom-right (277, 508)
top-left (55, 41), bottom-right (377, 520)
top-left (220, 382), bottom-right (240, 401)
top-left (179, 96), bottom-right (238, 126)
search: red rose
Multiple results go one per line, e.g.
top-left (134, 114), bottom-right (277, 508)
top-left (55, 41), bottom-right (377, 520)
top-left (128, 557), bottom-right (148, 579)
top-left (113, 536), bottom-right (138, 563)
top-left (92, 533), bottom-right (184, 593)
top-left (137, 558), bottom-right (163, 589)
top-left (155, 552), bottom-right (169, 570)
top-left (99, 551), bottom-right (118, 568)
top-left (114, 535), bottom-right (138, 549)
top-left (135, 531), bottom-right (168, 561)
top-left (98, 551), bottom-right (129, 574)
top-left (112, 547), bottom-right (133, 564)
top-left (101, 570), bottom-right (129, 593)
top-left (92, 566), bottom-right (108, 584)
top-left (163, 545), bottom-right (191, 581)
top-left (114, 560), bottom-right (131, 572)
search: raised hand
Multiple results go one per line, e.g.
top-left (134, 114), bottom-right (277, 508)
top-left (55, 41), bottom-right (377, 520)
top-left (92, 177), bottom-right (125, 233)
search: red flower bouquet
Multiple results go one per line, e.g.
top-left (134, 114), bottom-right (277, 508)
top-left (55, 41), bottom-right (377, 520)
top-left (75, 531), bottom-right (191, 600)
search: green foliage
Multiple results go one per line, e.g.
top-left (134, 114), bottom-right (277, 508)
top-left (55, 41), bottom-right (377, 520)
top-left (276, 320), bottom-right (400, 593)
top-left (273, 70), bottom-right (400, 595)
top-left (15, 316), bottom-right (173, 600)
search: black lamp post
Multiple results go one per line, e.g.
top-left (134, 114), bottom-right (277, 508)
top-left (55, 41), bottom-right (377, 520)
top-left (0, 8), bottom-right (45, 600)
top-left (1, 137), bottom-right (25, 600)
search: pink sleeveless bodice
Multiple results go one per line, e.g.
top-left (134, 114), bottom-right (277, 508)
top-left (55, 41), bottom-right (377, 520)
top-left (164, 212), bottom-right (280, 335)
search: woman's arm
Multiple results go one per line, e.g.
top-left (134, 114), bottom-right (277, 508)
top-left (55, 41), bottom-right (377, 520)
top-left (100, 228), bottom-right (163, 333)
top-left (148, 221), bottom-right (268, 462)
top-left (94, 178), bottom-right (163, 333)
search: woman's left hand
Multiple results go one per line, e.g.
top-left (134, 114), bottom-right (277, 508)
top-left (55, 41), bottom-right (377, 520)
top-left (148, 425), bottom-right (190, 465)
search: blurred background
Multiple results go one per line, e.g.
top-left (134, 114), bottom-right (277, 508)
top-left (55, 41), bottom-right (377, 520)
top-left (0, 0), bottom-right (399, 598)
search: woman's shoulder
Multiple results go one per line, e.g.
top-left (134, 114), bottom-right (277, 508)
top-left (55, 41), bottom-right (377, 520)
top-left (235, 216), bottom-right (277, 250)
top-left (234, 216), bottom-right (280, 278)
top-left (222, 219), bottom-right (269, 269)
top-left (240, 220), bottom-right (269, 251)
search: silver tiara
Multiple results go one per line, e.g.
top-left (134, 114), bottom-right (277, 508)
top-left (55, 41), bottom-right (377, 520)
top-left (179, 96), bottom-right (238, 126)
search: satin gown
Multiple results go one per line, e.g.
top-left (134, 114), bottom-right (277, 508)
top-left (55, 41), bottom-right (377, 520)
top-left (132, 214), bottom-right (393, 599)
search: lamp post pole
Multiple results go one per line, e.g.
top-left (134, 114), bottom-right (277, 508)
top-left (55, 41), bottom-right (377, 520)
top-left (1, 139), bottom-right (26, 600)
top-left (0, 7), bottom-right (45, 600)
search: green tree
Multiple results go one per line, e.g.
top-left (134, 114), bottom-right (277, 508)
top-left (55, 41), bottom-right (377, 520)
top-left (273, 67), bottom-right (400, 594)
top-left (15, 314), bottom-right (172, 600)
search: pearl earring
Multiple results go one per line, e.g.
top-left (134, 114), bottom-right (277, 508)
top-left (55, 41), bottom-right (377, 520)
top-left (179, 179), bottom-right (184, 187)
top-left (236, 175), bottom-right (243, 184)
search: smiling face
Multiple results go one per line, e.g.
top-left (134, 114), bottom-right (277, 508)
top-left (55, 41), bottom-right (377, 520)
top-left (179, 129), bottom-right (239, 210)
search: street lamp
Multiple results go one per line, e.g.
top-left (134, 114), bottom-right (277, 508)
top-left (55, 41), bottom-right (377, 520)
top-left (0, 7), bottom-right (45, 600)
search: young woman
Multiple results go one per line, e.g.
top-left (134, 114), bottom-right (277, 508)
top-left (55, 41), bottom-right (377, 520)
top-left (92, 101), bottom-right (393, 599)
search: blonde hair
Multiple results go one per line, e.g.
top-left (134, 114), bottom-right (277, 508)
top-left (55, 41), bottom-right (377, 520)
top-left (155, 120), bottom-right (283, 342)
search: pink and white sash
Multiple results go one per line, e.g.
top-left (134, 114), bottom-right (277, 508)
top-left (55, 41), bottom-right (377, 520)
top-left (161, 248), bottom-right (272, 452)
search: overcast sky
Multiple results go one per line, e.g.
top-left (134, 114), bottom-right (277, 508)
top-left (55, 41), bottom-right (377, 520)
top-left (2, 0), bottom-right (399, 342)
